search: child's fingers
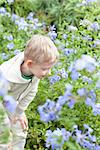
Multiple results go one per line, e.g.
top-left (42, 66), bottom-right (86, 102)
top-left (18, 118), bottom-right (27, 129)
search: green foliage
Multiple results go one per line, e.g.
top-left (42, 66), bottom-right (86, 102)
top-left (0, 0), bottom-right (6, 5)
top-left (0, 0), bottom-right (100, 149)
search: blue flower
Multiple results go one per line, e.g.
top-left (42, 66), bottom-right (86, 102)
top-left (7, 0), bottom-right (14, 4)
top-left (70, 69), bottom-right (81, 80)
top-left (65, 84), bottom-right (73, 92)
top-left (11, 13), bottom-right (19, 21)
top-left (45, 128), bottom-right (71, 150)
top-left (1, 53), bottom-right (8, 60)
top-left (96, 80), bottom-right (100, 89)
top-left (85, 97), bottom-right (94, 107)
top-left (81, 139), bottom-right (95, 149)
top-left (7, 42), bottom-right (14, 50)
top-left (48, 31), bottom-right (57, 40)
top-left (0, 7), bottom-right (6, 14)
top-left (83, 124), bottom-right (93, 133)
top-left (13, 49), bottom-right (20, 55)
top-left (33, 18), bottom-right (38, 23)
top-left (38, 99), bottom-right (61, 122)
top-left (64, 48), bottom-right (74, 56)
top-left (93, 39), bottom-right (100, 47)
top-left (86, 0), bottom-right (97, 3)
top-left (95, 145), bottom-right (100, 150)
top-left (50, 25), bottom-right (56, 31)
top-left (92, 103), bottom-right (100, 116)
top-left (57, 95), bottom-right (68, 106)
top-left (85, 63), bottom-right (96, 73)
top-left (74, 55), bottom-right (96, 72)
top-left (90, 22), bottom-right (100, 31)
top-left (3, 95), bottom-right (17, 113)
top-left (0, 72), bottom-right (9, 96)
top-left (49, 75), bottom-right (61, 84)
top-left (15, 17), bottom-right (28, 31)
top-left (77, 88), bottom-right (86, 96)
top-left (72, 124), bottom-right (97, 149)
top-left (62, 34), bottom-right (68, 39)
top-left (82, 76), bottom-right (92, 84)
top-left (7, 35), bottom-right (13, 41)
top-left (89, 90), bottom-right (96, 102)
top-left (27, 12), bottom-right (34, 21)
top-left (56, 68), bottom-right (68, 78)
top-left (67, 99), bottom-right (75, 109)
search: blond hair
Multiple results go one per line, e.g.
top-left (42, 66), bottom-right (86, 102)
top-left (24, 34), bottom-right (59, 63)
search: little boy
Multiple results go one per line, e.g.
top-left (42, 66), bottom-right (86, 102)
top-left (0, 34), bottom-right (59, 150)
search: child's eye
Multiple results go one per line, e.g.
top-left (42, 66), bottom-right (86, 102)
top-left (42, 68), bottom-right (48, 71)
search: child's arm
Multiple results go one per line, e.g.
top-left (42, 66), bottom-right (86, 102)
top-left (14, 80), bottom-right (40, 116)
top-left (9, 113), bottom-right (28, 130)
top-left (10, 83), bottom-right (39, 129)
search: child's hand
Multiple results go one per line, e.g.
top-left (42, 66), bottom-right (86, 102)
top-left (9, 115), bottom-right (28, 130)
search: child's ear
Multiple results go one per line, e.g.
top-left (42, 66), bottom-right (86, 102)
top-left (27, 60), bottom-right (33, 68)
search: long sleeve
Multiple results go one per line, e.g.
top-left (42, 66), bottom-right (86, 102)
top-left (15, 80), bottom-right (39, 116)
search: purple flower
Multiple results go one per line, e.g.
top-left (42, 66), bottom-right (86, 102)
top-left (85, 63), bottom-right (96, 73)
top-left (7, 0), bottom-right (14, 4)
top-left (57, 95), bottom-right (68, 106)
top-left (48, 31), bottom-right (57, 40)
top-left (65, 84), bottom-right (73, 92)
top-left (70, 69), bottom-right (81, 80)
top-left (67, 99), bottom-right (75, 109)
top-left (86, 0), bottom-right (97, 3)
top-left (82, 76), bottom-right (92, 84)
top-left (95, 145), bottom-right (100, 150)
top-left (1, 53), bottom-right (8, 60)
top-left (33, 18), bottom-right (38, 23)
top-left (56, 68), bottom-right (68, 78)
top-left (3, 95), bottom-right (17, 113)
top-left (45, 128), bottom-right (71, 149)
top-left (72, 124), bottom-right (97, 149)
top-left (88, 134), bottom-right (96, 142)
top-left (27, 12), bottom-right (34, 21)
top-left (0, 7), bottom-right (6, 14)
top-left (89, 90), bottom-right (96, 102)
top-left (74, 58), bottom-right (86, 70)
top-left (13, 49), bottom-right (20, 55)
top-left (50, 25), bottom-right (56, 31)
top-left (83, 124), bottom-right (93, 133)
top-left (7, 42), bottom-right (14, 50)
top-left (49, 75), bottom-right (61, 84)
top-left (64, 48), bottom-right (74, 56)
top-left (0, 72), bottom-right (9, 96)
top-left (90, 22), bottom-right (100, 31)
top-left (38, 99), bottom-right (61, 122)
top-left (77, 88), bottom-right (86, 96)
top-left (7, 35), bottom-right (13, 41)
top-left (81, 139), bottom-right (95, 149)
top-left (62, 34), bottom-right (68, 39)
top-left (96, 80), bottom-right (100, 89)
top-left (11, 13), bottom-right (19, 21)
top-left (15, 17), bottom-right (28, 31)
top-left (74, 55), bottom-right (96, 72)
top-left (85, 97), bottom-right (94, 107)
top-left (83, 35), bottom-right (92, 41)
top-left (94, 39), bottom-right (100, 46)
top-left (92, 103), bottom-right (100, 116)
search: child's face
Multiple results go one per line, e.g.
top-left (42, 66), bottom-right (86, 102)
top-left (28, 59), bottom-right (55, 79)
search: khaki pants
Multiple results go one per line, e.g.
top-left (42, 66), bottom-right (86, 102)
top-left (0, 103), bottom-right (28, 150)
